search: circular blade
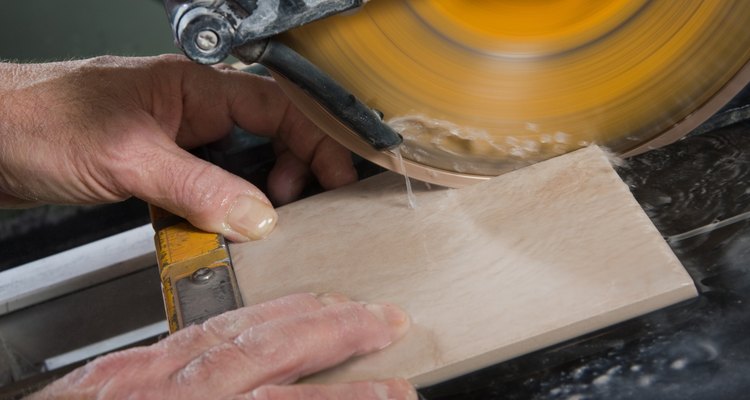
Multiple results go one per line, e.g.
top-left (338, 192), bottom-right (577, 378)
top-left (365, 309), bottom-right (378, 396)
top-left (281, 0), bottom-right (750, 181)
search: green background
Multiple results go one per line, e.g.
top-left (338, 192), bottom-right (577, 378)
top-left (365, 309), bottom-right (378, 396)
top-left (0, 0), bottom-right (176, 62)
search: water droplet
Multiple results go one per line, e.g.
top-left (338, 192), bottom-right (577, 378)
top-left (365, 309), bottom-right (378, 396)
top-left (394, 147), bottom-right (417, 209)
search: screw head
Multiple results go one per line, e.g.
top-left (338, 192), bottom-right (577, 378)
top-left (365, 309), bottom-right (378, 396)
top-left (191, 267), bottom-right (215, 283)
top-left (195, 30), bottom-right (220, 52)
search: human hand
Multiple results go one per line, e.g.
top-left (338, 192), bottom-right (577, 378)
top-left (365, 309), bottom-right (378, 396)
top-left (29, 293), bottom-right (414, 400)
top-left (0, 56), bottom-right (357, 241)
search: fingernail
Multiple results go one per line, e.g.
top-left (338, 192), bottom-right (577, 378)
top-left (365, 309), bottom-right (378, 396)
top-left (373, 379), bottom-right (419, 400)
top-left (316, 292), bottom-right (350, 305)
top-left (365, 303), bottom-right (410, 341)
top-left (227, 195), bottom-right (278, 241)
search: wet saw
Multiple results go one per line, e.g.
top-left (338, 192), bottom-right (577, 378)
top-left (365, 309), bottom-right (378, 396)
top-left (152, 0), bottom-right (750, 331)
top-left (163, 0), bottom-right (750, 187)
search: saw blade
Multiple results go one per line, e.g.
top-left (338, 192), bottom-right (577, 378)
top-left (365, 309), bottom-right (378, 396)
top-left (280, 0), bottom-right (750, 185)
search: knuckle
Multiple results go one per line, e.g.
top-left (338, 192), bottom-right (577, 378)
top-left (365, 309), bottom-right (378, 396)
top-left (106, 141), bottom-right (162, 194)
top-left (161, 324), bottom-right (211, 350)
top-left (324, 303), bottom-right (392, 350)
top-left (69, 150), bottom-right (131, 202)
top-left (231, 325), bottom-right (310, 383)
top-left (154, 53), bottom-right (189, 65)
top-left (234, 327), bottom-right (289, 366)
top-left (174, 162), bottom-right (227, 222)
top-left (330, 302), bottom-right (371, 327)
top-left (115, 144), bottom-right (229, 225)
top-left (173, 342), bottom-right (248, 385)
top-left (82, 55), bottom-right (120, 67)
top-left (201, 310), bottom-right (258, 340)
top-left (200, 312), bottom-right (239, 337)
top-left (202, 293), bottom-right (323, 339)
top-left (149, 54), bottom-right (199, 78)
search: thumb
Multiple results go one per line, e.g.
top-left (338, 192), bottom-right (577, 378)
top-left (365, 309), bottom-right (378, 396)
top-left (118, 142), bottom-right (277, 243)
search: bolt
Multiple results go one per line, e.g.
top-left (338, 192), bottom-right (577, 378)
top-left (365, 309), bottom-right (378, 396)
top-left (191, 267), bottom-right (215, 283)
top-left (195, 30), bottom-right (220, 52)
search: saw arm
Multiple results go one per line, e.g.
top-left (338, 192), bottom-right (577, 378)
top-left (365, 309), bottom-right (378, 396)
top-left (162, 0), bottom-right (403, 151)
top-left (162, 0), bottom-right (750, 187)
top-left (162, 0), bottom-right (365, 65)
top-left (153, 1), bottom-right (750, 332)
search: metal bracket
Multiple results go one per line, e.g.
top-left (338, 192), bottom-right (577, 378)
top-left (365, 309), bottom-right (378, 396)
top-left (161, 0), bottom-right (403, 151)
top-left (163, 0), bottom-right (364, 64)
top-left (150, 206), bottom-right (243, 332)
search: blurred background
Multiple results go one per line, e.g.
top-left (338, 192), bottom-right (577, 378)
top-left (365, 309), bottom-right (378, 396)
top-left (1, 0), bottom-right (173, 61)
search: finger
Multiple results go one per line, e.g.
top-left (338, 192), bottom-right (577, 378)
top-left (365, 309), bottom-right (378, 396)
top-left (259, 99), bottom-right (357, 191)
top-left (306, 136), bottom-right (358, 191)
top-left (34, 347), bottom-right (165, 399)
top-left (242, 379), bottom-right (417, 400)
top-left (174, 66), bottom-right (295, 148)
top-left (169, 302), bottom-right (410, 397)
top-left (268, 138), bottom-right (357, 205)
top-left (112, 122), bottom-right (276, 242)
top-left (176, 66), bottom-right (357, 191)
top-left (213, 63), bottom-right (237, 72)
top-left (268, 147), bottom-right (312, 205)
top-left (203, 293), bottom-right (347, 339)
top-left (159, 293), bottom-right (349, 365)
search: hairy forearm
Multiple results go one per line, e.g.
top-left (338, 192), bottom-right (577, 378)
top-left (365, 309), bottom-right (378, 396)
top-left (0, 59), bottom-right (134, 206)
top-left (0, 61), bottom-right (75, 95)
top-left (0, 62), bottom-right (35, 205)
top-left (0, 62), bottom-right (28, 127)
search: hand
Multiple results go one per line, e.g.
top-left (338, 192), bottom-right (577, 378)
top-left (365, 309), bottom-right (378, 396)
top-left (29, 293), bottom-right (415, 399)
top-left (0, 56), bottom-right (357, 241)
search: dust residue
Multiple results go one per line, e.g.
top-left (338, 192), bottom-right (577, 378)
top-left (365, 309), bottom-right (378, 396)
top-left (239, 0), bottom-right (280, 35)
top-left (537, 334), bottom-right (728, 400)
top-left (600, 146), bottom-right (626, 168)
top-left (387, 115), bottom-right (591, 175)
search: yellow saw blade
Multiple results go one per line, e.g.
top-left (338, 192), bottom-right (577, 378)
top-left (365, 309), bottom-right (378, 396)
top-left (280, 0), bottom-right (750, 183)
